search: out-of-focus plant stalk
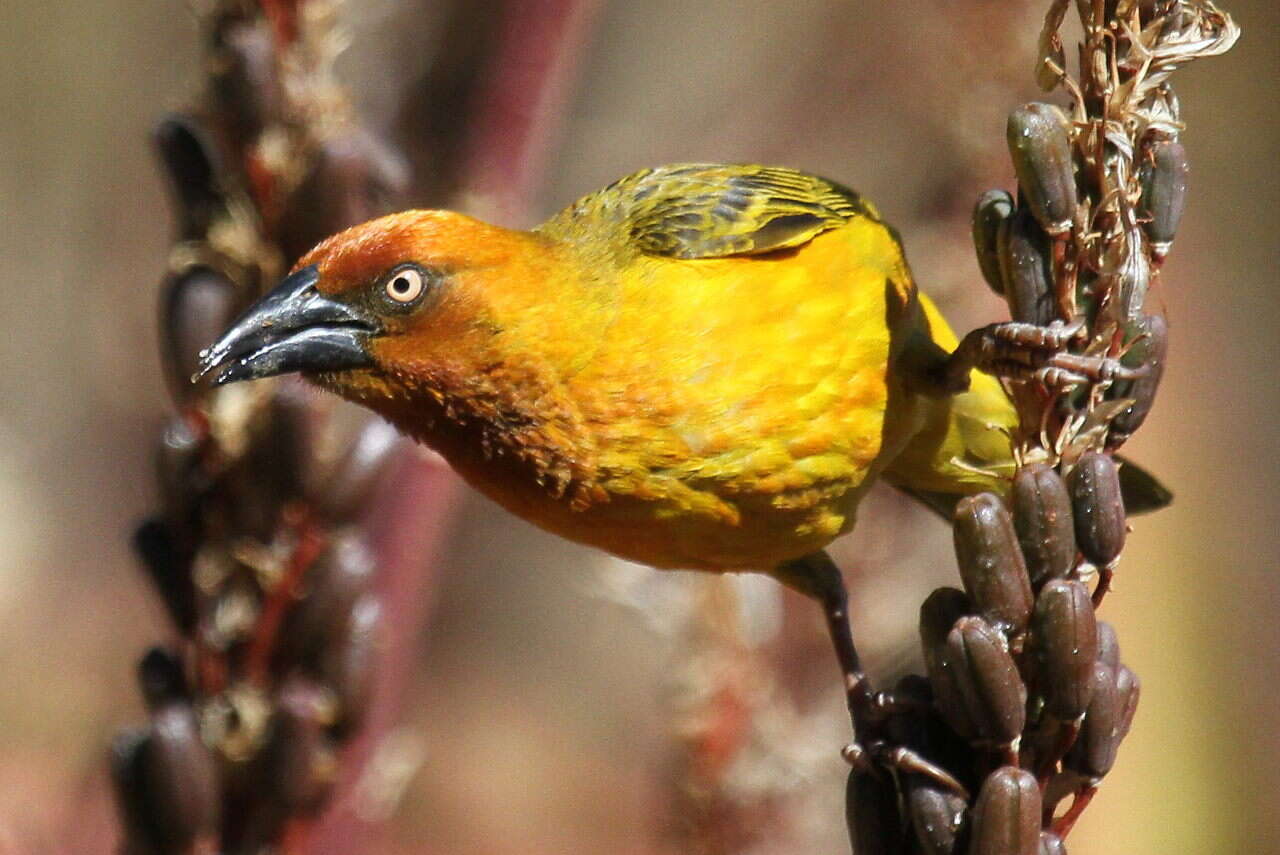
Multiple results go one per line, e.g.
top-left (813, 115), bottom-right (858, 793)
top-left (841, 2), bottom-right (1237, 852)
top-left (117, 1), bottom-right (597, 853)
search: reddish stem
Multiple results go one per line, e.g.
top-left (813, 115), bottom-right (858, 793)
top-left (309, 454), bottom-right (458, 854)
top-left (1051, 784), bottom-right (1097, 838)
top-left (456, 0), bottom-right (603, 221)
top-left (259, 0), bottom-right (301, 47)
top-left (244, 504), bottom-right (326, 684)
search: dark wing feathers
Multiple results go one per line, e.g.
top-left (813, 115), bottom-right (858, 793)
top-left (538, 163), bottom-right (880, 260)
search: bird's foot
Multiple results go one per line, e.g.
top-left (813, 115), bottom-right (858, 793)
top-left (842, 741), bottom-right (971, 800)
top-left (940, 320), bottom-right (1147, 392)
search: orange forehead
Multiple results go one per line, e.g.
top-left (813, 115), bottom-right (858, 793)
top-left (295, 209), bottom-right (522, 293)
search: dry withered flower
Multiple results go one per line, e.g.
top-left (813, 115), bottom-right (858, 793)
top-left (132, 517), bottom-right (197, 633)
top-left (307, 418), bottom-right (402, 524)
top-left (315, 595), bottom-right (381, 737)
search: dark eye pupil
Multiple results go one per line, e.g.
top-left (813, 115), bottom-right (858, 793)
top-left (393, 276), bottom-right (411, 294)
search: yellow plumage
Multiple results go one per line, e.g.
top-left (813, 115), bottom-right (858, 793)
top-left (427, 163), bottom-right (1018, 570)
top-left (278, 163), bottom-right (1020, 572)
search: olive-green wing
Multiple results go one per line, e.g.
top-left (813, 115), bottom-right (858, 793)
top-left (538, 163), bottom-right (882, 260)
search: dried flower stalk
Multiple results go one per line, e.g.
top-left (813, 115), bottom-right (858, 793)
top-left (115, 3), bottom-right (416, 852)
top-left (117, 0), bottom-right (598, 851)
top-left (845, 2), bottom-right (1238, 852)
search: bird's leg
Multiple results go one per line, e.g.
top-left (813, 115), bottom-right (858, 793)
top-left (774, 554), bottom-right (986, 794)
top-left (935, 320), bottom-right (1147, 392)
top-left (773, 552), bottom-right (877, 760)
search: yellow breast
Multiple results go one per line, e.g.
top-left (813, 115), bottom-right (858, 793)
top-left (510, 218), bottom-right (929, 570)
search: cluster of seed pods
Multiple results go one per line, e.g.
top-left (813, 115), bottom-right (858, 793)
top-left (848, 1), bottom-right (1237, 852)
top-left (849, 456), bottom-right (1137, 855)
top-left (112, 3), bottom-right (407, 853)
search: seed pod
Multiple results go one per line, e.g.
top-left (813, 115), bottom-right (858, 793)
top-left (968, 767), bottom-right (1040, 855)
top-left (998, 207), bottom-right (1057, 327)
top-left (1139, 139), bottom-right (1189, 260)
top-left (920, 588), bottom-right (975, 738)
top-left (1095, 621), bottom-right (1120, 669)
top-left (1065, 662), bottom-right (1123, 778)
top-left (921, 587), bottom-right (974, 650)
top-left (973, 190), bottom-right (1015, 295)
top-left (1138, 0), bottom-right (1166, 26)
top-left (317, 595), bottom-right (382, 738)
top-left (906, 775), bottom-right (969, 855)
top-left (846, 766), bottom-right (905, 855)
top-left (1067, 452), bottom-right (1126, 566)
top-left (110, 729), bottom-right (153, 851)
top-left (256, 388), bottom-right (313, 500)
top-left (1033, 580), bottom-right (1098, 719)
top-left (309, 418), bottom-right (402, 523)
top-left (223, 389), bottom-right (312, 540)
top-left (1007, 103), bottom-right (1077, 236)
top-left (1012, 464), bottom-right (1076, 587)
top-left (276, 532), bottom-right (376, 671)
top-left (953, 494), bottom-right (1033, 635)
top-left (155, 416), bottom-right (209, 526)
top-left (161, 266), bottom-right (240, 402)
top-left (945, 616), bottom-right (1028, 745)
top-left (1035, 0), bottom-right (1068, 91)
top-left (1115, 665), bottom-right (1141, 740)
top-left (153, 114), bottom-right (225, 240)
top-left (1039, 830), bottom-right (1068, 855)
top-left (140, 704), bottom-right (221, 850)
top-left (261, 678), bottom-right (341, 816)
top-left (1108, 314), bottom-right (1168, 446)
top-left (132, 517), bottom-right (197, 633)
top-left (138, 646), bottom-right (187, 710)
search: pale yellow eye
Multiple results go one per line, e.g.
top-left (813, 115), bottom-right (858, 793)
top-left (385, 268), bottom-right (426, 303)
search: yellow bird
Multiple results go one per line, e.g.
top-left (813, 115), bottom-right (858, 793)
top-left (196, 163), bottom-right (1157, 744)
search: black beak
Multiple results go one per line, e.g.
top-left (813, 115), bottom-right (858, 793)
top-left (193, 265), bottom-right (379, 386)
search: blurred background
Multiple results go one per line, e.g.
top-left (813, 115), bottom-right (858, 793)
top-left (0, 1), bottom-right (1275, 853)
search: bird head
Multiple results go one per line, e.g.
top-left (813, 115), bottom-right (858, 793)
top-left (195, 210), bottom-right (565, 411)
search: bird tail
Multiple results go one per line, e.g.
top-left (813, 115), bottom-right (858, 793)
top-left (894, 455), bottom-right (1171, 522)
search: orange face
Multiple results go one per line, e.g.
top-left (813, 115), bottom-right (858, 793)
top-left (196, 210), bottom-right (557, 404)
